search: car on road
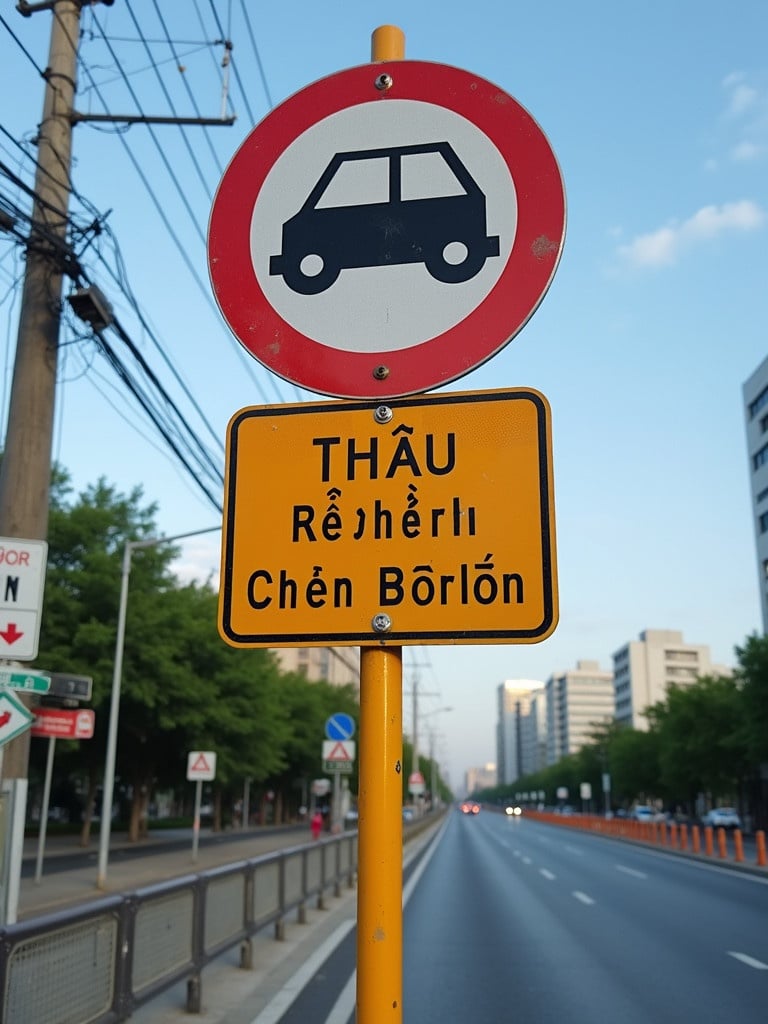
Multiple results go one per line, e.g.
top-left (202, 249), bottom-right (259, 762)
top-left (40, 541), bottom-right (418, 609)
top-left (460, 801), bottom-right (480, 815)
top-left (702, 807), bottom-right (742, 830)
top-left (631, 805), bottom-right (660, 823)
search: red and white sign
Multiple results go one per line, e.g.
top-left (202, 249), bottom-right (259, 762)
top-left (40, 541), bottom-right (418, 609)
top-left (187, 750), bottom-right (217, 781)
top-left (0, 537), bottom-right (48, 660)
top-left (31, 707), bottom-right (95, 740)
top-left (408, 771), bottom-right (426, 795)
top-left (209, 60), bottom-right (565, 399)
top-left (321, 739), bottom-right (355, 762)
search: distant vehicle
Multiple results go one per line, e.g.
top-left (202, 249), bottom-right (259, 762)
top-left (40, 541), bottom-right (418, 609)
top-left (702, 807), bottom-right (742, 830)
top-left (631, 805), bottom-right (659, 823)
top-left (460, 801), bottom-right (480, 815)
top-left (505, 805), bottom-right (522, 817)
top-left (269, 141), bottom-right (500, 295)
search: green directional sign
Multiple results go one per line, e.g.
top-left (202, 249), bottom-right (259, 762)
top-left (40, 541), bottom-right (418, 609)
top-left (0, 669), bottom-right (51, 694)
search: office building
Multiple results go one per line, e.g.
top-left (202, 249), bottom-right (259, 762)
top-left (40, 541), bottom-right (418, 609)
top-left (612, 629), bottom-right (730, 729)
top-left (521, 689), bottom-right (548, 776)
top-left (465, 763), bottom-right (497, 796)
top-left (744, 355), bottom-right (768, 632)
top-left (545, 660), bottom-right (614, 765)
top-left (496, 680), bottom-right (544, 785)
top-left (271, 646), bottom-right (360, 689)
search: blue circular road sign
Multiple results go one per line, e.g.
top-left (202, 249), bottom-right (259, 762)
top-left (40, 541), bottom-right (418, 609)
top-left (325, 713), bottom-right (355, 741)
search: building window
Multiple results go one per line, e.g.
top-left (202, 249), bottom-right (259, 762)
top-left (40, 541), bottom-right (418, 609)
top-left (758, 487), bottom-right (768, 505)
top-left (760, 511), bottom-right (768, 534)
top-left (749, 385), bottom-right (768, 420)
top-left (754, 443), bottom-right (768, 471)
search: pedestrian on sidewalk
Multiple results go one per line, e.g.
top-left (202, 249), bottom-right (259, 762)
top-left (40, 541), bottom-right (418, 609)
top-left (310, 809), bottom-right (323, 841)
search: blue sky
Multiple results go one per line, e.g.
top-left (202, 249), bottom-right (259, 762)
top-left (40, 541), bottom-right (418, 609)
top-left (2, 2), bottom-right (767, 789)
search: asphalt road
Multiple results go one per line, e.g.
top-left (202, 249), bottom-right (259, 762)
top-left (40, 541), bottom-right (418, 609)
top-left (246, 811), bottom-right (768, 1024)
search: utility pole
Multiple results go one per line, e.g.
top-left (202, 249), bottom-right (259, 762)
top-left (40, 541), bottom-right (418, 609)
top-left (0, 0), bottom-right (82, 776)
top-left (0, 1), bottom-right (232, 923)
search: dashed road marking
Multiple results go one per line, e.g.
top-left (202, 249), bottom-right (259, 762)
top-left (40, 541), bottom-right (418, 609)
top-left (573, 891), bottom-right (595, 905)
top-left (616, 865), bottom-right (648, 879)
top-left (540, 868), bottom-right (556, 880)
top-left (728, 952), bottom-right (768, 970)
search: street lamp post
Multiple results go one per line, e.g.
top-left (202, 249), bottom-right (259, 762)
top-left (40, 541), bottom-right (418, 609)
top-left (96, 526), bottom-right (219, 889)
top-left (421, 706), bottom-right (452, 812)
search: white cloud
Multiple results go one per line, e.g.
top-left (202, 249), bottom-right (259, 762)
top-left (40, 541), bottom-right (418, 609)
top-left (618, 200), bottom-right (765, 268)
top-left (731, 140), bottom-right (765, 162)
top-left (719, 71), bottom-right (768, 164)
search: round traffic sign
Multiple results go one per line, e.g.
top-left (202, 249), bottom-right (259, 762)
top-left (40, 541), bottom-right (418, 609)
top-left (209, 60), bottom-right (565, 399)
top-left (325, 712), bottom-right (356, 741)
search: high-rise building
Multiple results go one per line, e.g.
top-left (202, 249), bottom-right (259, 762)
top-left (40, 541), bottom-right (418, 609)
top-left (496, 680), bottom-right (544, 785)
top-left (743, 356), bottom-right (768, 632)
top-left (465, 763), bottom-right (497, 796)
top-left (521, 689), bottom-right (548, 776)
top-left (545, 660), bottom-right (614, 765)
top-left (271, 646), bottom-right (360, 689)
top-left (612, 629), bottom-right (730, 729)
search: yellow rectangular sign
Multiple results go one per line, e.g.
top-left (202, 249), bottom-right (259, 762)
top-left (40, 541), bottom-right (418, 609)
top-left (219, 388), bottom-right (557, 647)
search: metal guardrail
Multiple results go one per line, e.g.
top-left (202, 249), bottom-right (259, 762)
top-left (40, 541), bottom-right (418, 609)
top-left (0, 832), bottom-right (358, 1024)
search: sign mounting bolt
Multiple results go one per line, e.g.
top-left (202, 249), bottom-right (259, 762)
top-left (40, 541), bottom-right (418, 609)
top-left (375, 73), bottom-right (393, 92)
top-left (373, 364), bottom-right (390, 380)
top-left (372, 613), bottom-right (392, 633)
top-left (373, 405), bottom-right (393, 424)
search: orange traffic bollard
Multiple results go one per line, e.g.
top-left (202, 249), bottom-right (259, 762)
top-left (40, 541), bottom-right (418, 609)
top-left (734, 829), bottom-right (744, 863)
top-left (704, 825), bottom-right (714, 857)
top-left (756, 830), bottom-right (767, 868)
top-left (717, 827), bottom-right (728, 859)
top-left (691, 824), bottom-right (700, 854)
top-left (668, 823), bottom-right (677, 848)
top-left (679, 823), bottom-right (688, 851)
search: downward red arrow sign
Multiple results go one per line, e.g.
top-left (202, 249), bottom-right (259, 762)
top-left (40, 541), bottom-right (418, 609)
top-left (0, 623), bottom-right (23, 645)
top-left (0, 711), bottom-right (11, 728)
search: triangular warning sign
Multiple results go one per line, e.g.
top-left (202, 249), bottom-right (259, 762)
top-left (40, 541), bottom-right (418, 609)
top-left (327, 741), bottom-right (351, 761)
top-left (191, 753), bottom-right (211, 772)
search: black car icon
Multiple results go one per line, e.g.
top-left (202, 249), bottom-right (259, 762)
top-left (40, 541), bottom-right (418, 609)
top-left (269, 142), bottom-right (500, 295)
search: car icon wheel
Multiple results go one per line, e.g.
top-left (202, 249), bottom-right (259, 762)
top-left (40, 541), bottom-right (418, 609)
top-left (425, 240), bottom-right (489, 285)
top-left (280, 252), bottom-right (340, 295)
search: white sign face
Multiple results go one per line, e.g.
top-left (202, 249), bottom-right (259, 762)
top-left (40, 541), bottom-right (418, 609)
top-left (0, 538), bottom-right (48, 660)
top-left (0, 689), bottom-right (34, 748)
top-left (251, 100), bottom-right (517, 354)
top-left (187, 750), bottom-right (217, 781)
top-left (321, 739), bottom-right (355, 763)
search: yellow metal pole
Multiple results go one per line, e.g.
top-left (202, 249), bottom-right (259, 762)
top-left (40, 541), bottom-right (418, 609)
top-left (371, 24), bottom-right (405, 62)
top-left (357, 646), bottom-right (403, 1023)
top-left (357, 32), bottom-right (406, 1023)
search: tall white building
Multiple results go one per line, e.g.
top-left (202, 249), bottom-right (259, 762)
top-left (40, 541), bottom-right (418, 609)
top-left (271, 646), bottom-right (360, 689)
top-left (612, 629), bottom-right (729, 729)
top-left (496, 680), bottom-right (544, 785)
top-left (465, 763), bottom-right (497, 796)
top-left (545, 659), bottom-right (614, 765)
top-left (744, 356), bottom-right (768, 632)
top-left (521, 689), bottom-right (548, 776)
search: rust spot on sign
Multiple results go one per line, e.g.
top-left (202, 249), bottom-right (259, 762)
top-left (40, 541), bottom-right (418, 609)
top-left (531, 235), bottom-right (558, 259)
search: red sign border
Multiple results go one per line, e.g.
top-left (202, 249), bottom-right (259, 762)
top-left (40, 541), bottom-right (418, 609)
top-left (208, 60), bottom-right (566, 399)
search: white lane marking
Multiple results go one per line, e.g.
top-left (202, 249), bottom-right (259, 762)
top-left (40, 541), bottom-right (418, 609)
top-left (522, 856), bottom-right (532, 865)
top-left (573, 891), bottom-right (595, 905)
top-left (323, 815), bottom-right (450, 1024)
top-left (564, 844), bottom-right (583, 856)
top-left (616, 865), bottom-right (648, 879)
top-left (540, 868), bottom-right (556, 880)
top-left (249, 920), bottom-right (356, 1024)
top-left (513, 849), bottom-right (522, 858)
top-left (325, 970), bottom-right (356, 1024)
top-left (728, 951), bottom-right (768, 970)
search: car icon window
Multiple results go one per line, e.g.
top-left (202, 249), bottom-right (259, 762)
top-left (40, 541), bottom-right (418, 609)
top-left (401, 150), bottom-right (466, 201)
top-left (269, 141), bottom-right (500, 295)
top-left (315, 156), bottom-right (390, 209)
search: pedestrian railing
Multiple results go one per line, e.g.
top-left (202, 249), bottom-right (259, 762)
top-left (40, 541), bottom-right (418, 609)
top-left (0, 832), bottom-right (357, 1024)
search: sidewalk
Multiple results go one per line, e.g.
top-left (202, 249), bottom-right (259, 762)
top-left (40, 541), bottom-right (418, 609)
top-left (18, 824), bottom-right (311, 921)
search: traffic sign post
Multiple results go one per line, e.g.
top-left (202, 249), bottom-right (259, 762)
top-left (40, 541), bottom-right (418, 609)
top-left (209, 49), bottom-right (564, 401)
top-left (209, 24), bottom-right (564, 1024)
top-left (187, 751), bottom-right (217, 863)
top-left (219, 388), bottom-right (557, 648)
